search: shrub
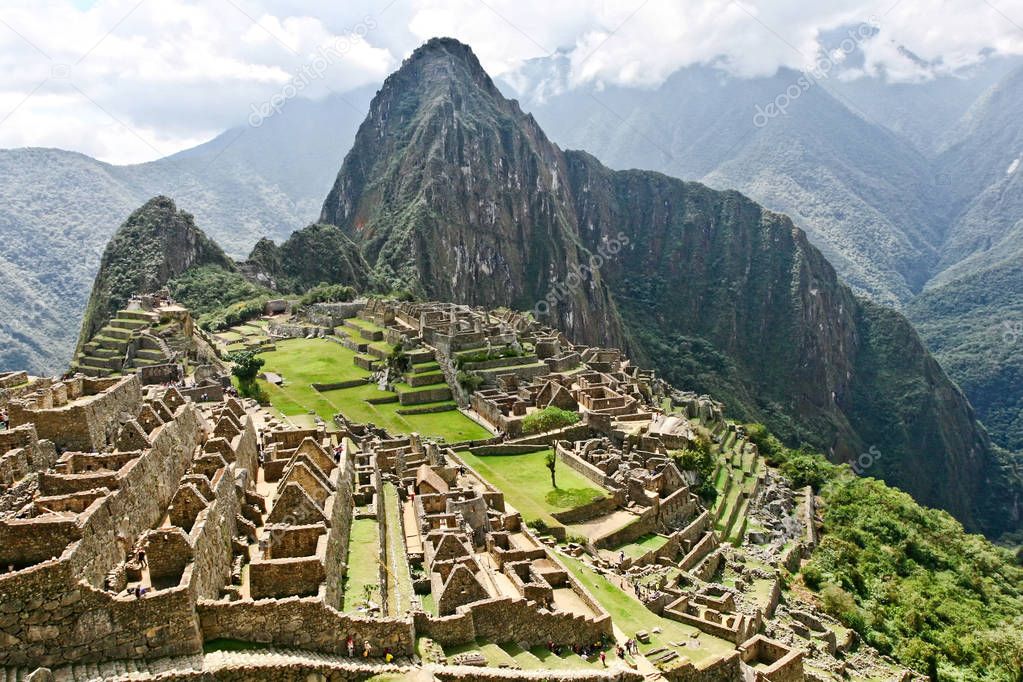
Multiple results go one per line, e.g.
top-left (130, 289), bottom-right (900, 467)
top-left (457, 370), bottom-right (484, 392)
top-left (671, 443), bottom-right (717, 502)
top-left (779, 449), bottom-right (838, 492)
top-left (525, 518), bottom-right (550, 535)
top-left (300, 282), bottom-right (355, 305)
top-left (522, 406), bottom-right (581, 435)
top-left (167, 265), bottom-right (269, 315)
top-left (199, 296), bottom-right (268, 332)
top-left (745, 422), bottom-right (786, 463)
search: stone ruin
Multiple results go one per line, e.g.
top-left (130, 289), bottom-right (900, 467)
top-left (0, 297), bottom-right (914, 682)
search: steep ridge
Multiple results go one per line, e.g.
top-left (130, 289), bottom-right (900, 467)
top-left (76, 196), bottom-right (236, 350)
top-left (319, 38), bottom-right (1020, 536)
top-left (320, 39), bottom-right (627, 350)
top-left (241, 223), bottom-right (372, 294)
top-left (517, 64), bottom-right (942, 306)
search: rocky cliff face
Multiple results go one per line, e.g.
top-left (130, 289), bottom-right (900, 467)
top-left (319, 38), bottom-right (1019, 536)
top-left (76, 196), bottom-right (235, 350)
top-left (320, 38), bottom-right (626, 350)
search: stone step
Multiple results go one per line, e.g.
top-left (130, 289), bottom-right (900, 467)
top-left (79, 354), bottom-right (121, 370)
top-left (134, 348), bottom-right (167, 362)
top-left (94, 336), bottom-right (129, 352)
top-left (108, 318), bottom-right (150, 331)
top-left (117, 310), bottom-right (159, 322)
top-left (75, 361), bottom-right (114, 377)
top-left (100, 326), bottom-right (133, 341)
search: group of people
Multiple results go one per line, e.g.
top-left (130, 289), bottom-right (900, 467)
top-left (343, 635), bottom-right (394, 663)
top-left (618, 638), bottom-right (640, 657)
top-left (546, 634), bottom-right (617, 666)
top-left (0, 408), bottom-right (7, 430)
top-left (543, 634), bottom-right (642, 667)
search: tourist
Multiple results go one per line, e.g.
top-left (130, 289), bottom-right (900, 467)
top-left (384, 647), bottom-right (393, 663)
top-left (346, 634), bottom-right (354, 657)
top-left (600, 651), bottom-right (606, 667)
top-left (363, 640), bottom-right (372, 657)
top-left (136, 548), bottom-right (147, 568)
top-left (619, 550), bottom-right (626, 565)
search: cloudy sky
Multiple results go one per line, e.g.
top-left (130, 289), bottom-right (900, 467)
top-left (1, 0), bottom-right (1022, 164)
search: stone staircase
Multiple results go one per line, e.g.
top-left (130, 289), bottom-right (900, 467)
top-left (3, 653), bottom-right (203, 682)
top-left (3, 647), bottom-right (645, 681)
top-left (72, 310), bottom-right (160, 377)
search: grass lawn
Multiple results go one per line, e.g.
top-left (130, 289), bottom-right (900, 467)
top-left (252, 337), bottom-right (491, 442)
top-left (342, 518), bottom-right (381, 612)
top-left (558, 554), bottom-right (734, 666)
top-left (419, 591), bottom-right (435, 615)
top-left (382, 483), bottom-right (414, 615)
top-left (456, 449), bottom-right (607, 527)
top-left (616, 533), bottom-right (670, 559)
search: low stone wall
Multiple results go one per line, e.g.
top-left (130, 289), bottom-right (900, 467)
top-left (435, 668), bottom-right (643, 681)
top-left (662, 652), bottom-right (741, 682)
top-left (138, 364), bottom-right (183, 385)
top-left (179, 384), bottom-right (225, 403)
top-left (555, 445), bottom-right (616, 489)
top-left (509, 424), bottom-right (593, 446)
top-left (398, 387), bottom-right (452, 406)
top-left (469, 444), bottom-right (548, 456)
top-left (313, 379), bottom-right (369, 392)
top-left (552, 492), bottom-right (622, 525)
top-left (414, 596), bottom-right (611, 649)
top-left (407, 372), bottom-right (447, 388)
top-left (396, 403), bottom-right (458, 416)
top-left (197, 598), bottom-right (415, 656)
top-left (593, 512), bottom-right (653, 550)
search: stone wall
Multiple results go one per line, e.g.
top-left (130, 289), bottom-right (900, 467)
top-left (9, 375), bottom-right (142, 451)
top-left (188, 468), bottom-right (240, 600)
top-left (414, 596), bottom-right (611, 649)
top-left (0, 402), bottom-right (206, 667)
top-left (555, 444), bottom-right (617, 489)
top-left (0, 566), bottom-right (201, 667)
top-left (662, 652), bottom-right (741, 682)
top-left (197, 598), bottom-right (415, 656)
top-left (138, 364), bottom-right (183, 385)
top-left (551, 493), bottom-right (622, 525)
top-left (398, 387), bottom-right (453, 406)
top-left (250, 557), bottom-right (325, 599)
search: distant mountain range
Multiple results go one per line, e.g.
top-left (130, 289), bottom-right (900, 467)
top-left (2, 44), bottom-right (1022, 456)
top-left (74, 38), bottom-right (1021, 538)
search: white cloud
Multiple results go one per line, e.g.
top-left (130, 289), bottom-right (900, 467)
top-left (0, 0), bottom-right (1021, 163)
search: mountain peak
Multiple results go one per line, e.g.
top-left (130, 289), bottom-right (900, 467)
top-left (383, 37), bottom-right (500, 100)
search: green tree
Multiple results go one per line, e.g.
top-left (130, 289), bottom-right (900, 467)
top-left (672, 441), bottom-right (717, 502)
top-left (229, 350), bottom-right (266, 401)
